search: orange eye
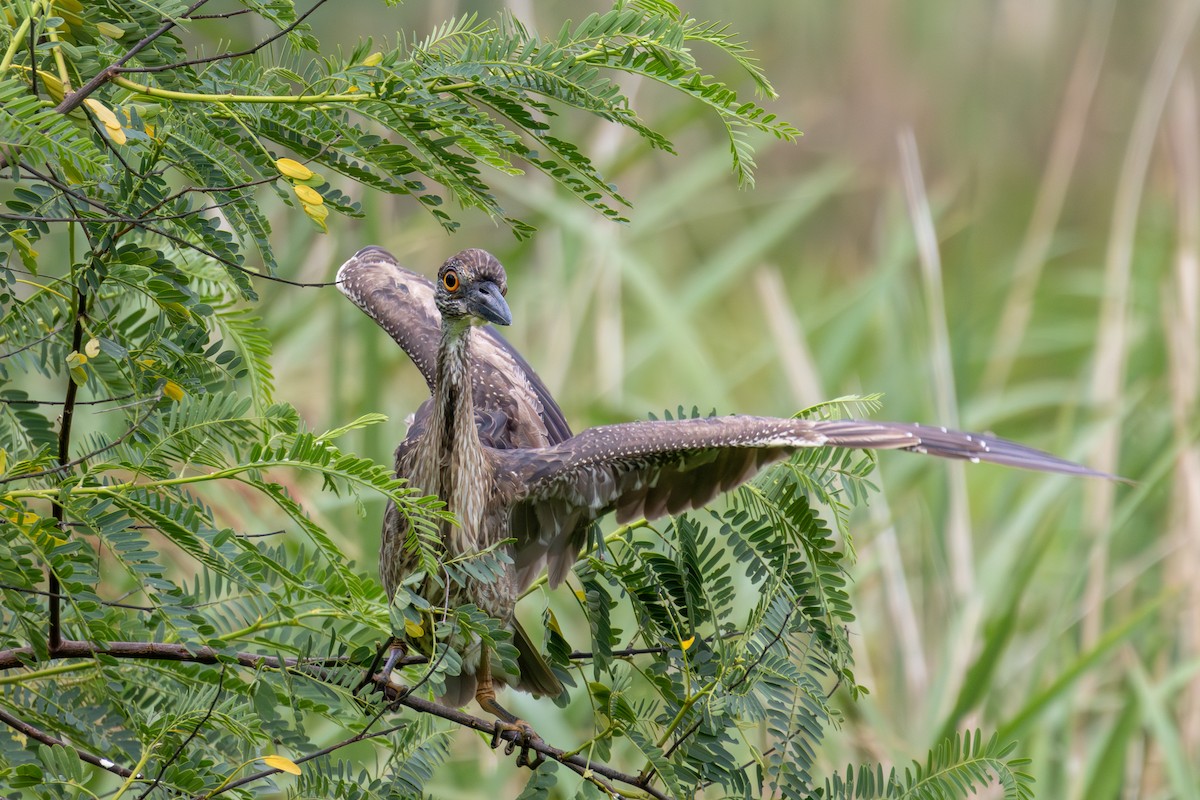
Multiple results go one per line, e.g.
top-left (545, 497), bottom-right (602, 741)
top-left (442, 270), bottom-right (459, 292)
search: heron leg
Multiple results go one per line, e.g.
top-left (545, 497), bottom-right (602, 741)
top-left (353, 637), bottom-right (408, 697)
top-left (476, 643), bottom-right (544, 769)
top-left (378, 637), bottom-right (409, 681)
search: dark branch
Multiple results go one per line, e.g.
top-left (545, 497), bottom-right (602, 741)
top-left (0, 393), bottom-right (136, 407)
top-left (381, 687), bottom-right (670, 800)
top-left (0, 639), bottom-right (361, 672)
top-left (46, 282), bottom-right (89, 650)
top-left (118, 0), bottom-right (333, 75)
top-left (0, 707), bottom-right (135, 779)
top-left (52, 0), bottom-right (214, 116)
top-left (0, 638), bottom-right (666, 799)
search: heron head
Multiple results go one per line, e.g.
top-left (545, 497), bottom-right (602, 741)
top-left (435, 249), bottom-right (512, 327)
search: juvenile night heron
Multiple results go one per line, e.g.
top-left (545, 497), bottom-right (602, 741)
top-left (337, 246), bottom-right (1109, 731)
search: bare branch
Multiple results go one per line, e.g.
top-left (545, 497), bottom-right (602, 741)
top-left (0, 323), bottom-right (68, 360)
top-left (0, 391), bottom-right (161, 486)
top-left (0, 393), bottom-right (136, 407)
top-left (52, 0), bottom-right (214, 116)
top-left (118, 0), bottom-right (334, 75)
top-left (0, 707), bottom-right (135, 778)
top-left (0, 638), bottom-right (667, 799)
top-left (137, 665), bottom-right (226, 800)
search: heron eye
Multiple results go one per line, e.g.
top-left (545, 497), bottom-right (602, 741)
top-left (442, 270), bottom-right (459, 292)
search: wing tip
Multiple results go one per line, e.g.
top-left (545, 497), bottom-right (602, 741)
top-left (335, 245), bottom-right (398, 294)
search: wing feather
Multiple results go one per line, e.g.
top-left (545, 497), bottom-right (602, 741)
top-left (504, 415), bottom-right (1113, 589)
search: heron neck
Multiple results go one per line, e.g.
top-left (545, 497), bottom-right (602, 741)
top-left (432, 318), bottom-right (483, 468)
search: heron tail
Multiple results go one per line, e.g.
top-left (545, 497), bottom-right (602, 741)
top-left (512, 619), bottom-right (564, 699)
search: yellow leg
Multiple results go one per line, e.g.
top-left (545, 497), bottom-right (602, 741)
top-left (475, 643), bottom-right (543, 768)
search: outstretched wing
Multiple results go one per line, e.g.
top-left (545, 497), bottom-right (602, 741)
top-left (504, 415), bottom-right (1112, 589)
top-left (336, 246), bottom-right (572, 448)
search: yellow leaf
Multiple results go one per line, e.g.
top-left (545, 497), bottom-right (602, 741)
top-left (260, 754), bottom-right (301, 776)
top-left (276, 158), bottom-right (314, 181)
top-left (680, 636), bottom-right (695, 651)
top-left (403, 619), bottom-right (424, 638)
top-left (545, 609), bottom-right (562, 636)
top-left (139, 358), bottom-right (156, 367)
top-left (38, 71), bottom-right (65, 104)
top-left (292, 184), bottom-right (323, 205)
top-left (302, 201), bottom-right (329, 231)
top-left (84, 338), bottom-right (101, 358)
top-left (361, 51), bottom-right (383, 67)
top-left (83, 98), bottom-right (120, 129)
top-left (95, 21), bottom-right (124, 39)
top-left (7, 510), bottom-right (39, 526)
top-left (574, 590), bottom-right (587, 602)
top-left (0, 448), bottom-right (6, 474)
top-left (104, 122), bottom-right (127, 146)
top-left (162, 381), bottom-right (184, 402)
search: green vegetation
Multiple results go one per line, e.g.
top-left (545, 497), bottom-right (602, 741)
top-left (2, 1), bottom-right (1194, 799)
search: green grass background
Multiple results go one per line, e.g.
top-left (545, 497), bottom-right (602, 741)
top-left (193, 2), bottom-right (1199, 797)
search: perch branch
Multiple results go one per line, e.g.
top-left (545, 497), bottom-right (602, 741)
top-left (0, 638), bottom-right (668, 799)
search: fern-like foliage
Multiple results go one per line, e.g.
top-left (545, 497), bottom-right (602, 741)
top-left (0, 2), bottom-right (1030, 798)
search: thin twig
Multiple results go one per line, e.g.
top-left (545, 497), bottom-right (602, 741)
top-left (0, 393), bottom-right (136, 406)
top-left (17, 163), bottom-right (338, 287)
top-left (18, 165), bottom-right (336, 289)
top-left (206, 700), bottom-right (397, 798)
top-left (0, 583), bottom-right (169, 612)
top-left (138, 664), bottom-right (226, 800)
top-left (0, 391), bottom-right (161, 486)
top-left (0, 323), bottom-right (67, 360)
top-left (119, 0), bottom-right (333, 75)
top-left (186, 9), bottom-right (253, 20)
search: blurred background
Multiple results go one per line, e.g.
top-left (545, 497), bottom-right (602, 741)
top-left (202, 1), bottom-right (1197, 797)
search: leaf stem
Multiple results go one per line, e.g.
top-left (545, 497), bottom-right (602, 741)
top-left (0, 1), bottom-right (49, 77)
top-left (110, 74), bottom-right (372, 105)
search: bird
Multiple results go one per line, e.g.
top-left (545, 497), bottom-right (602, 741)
top-left (336, 245), bottom-right (1112, 734)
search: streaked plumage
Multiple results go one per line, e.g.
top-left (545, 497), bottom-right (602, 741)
top-left (337, 246), bottom-right (1112, 712)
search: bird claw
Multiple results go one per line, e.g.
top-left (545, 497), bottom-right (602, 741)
top-left (490, 719), bottom-right (545, 769)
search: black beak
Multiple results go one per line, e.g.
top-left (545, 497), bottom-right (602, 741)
top-left (470, 280), bottom-right (512, 326)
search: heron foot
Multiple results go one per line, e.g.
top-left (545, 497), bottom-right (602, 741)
top-left (478, 688), bottom-right (544, 769)
top-left (489, 718), bottom-right (545, 769)
top-left (354, 638), bottom-right (408, 697)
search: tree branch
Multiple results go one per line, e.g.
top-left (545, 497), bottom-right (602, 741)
top-left (46, 280), bottom-right (88, 650)
top-left (117, 0), bottom-right (333, 75)
top-left (0, 638), bottom-right (668, 799)
top-left (52, 0), bottom-right (214, 115)
top-left (0, 706), bottom-right (135, 779)
top-left (0, 392), bottom-right (161, 486)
